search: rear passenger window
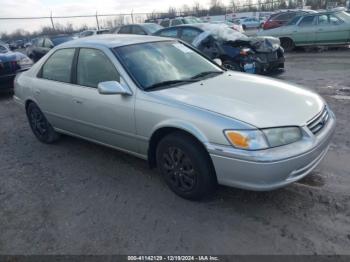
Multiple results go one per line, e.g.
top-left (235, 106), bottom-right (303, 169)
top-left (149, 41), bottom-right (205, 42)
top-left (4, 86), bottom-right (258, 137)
top-left (77, 48), bottom-right (120, 88)
top-left (41, 48), bottom-right (75, 83)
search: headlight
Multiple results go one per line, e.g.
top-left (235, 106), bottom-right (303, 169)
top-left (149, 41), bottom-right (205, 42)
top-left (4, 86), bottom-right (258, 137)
top-left (224, 130), bottom-right (269, 150)
top-left (17, 57), bottom-right (33, 67)
top-left (262, 127), bottom-right (302, 148)
top-left (224, 127), bottom-right (302, 150)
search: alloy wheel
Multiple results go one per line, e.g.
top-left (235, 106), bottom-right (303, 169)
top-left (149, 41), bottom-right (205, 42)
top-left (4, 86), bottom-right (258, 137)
top-left (162, 146), bottom-right (196, 192)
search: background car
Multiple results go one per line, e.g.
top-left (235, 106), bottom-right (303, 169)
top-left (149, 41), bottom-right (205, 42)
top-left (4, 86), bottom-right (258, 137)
top-left (78, 29), bottom-right (110, 38)
top-left (262, 10), bottom-right (317, 30)
top-left (111, 23), bottom-right (163, 35)
top-left (154, 24), bottom-right (285, 74)
top-left (0, 41), bottom-right (32, 89)
top-left (234, 17), bottom-right (261, 30)
top-left (258, 11), bottom-right (350, 51)
top-left (209, 21), bottom-right (244, 32)
top-left (26, 35), bottom-right (74, 62)
top-left (148, 16), bottom-right (203, 27)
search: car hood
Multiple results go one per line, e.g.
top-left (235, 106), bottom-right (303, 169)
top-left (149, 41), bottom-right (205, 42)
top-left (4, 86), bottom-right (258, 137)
top-left (152, 72), bottom-right (324, 128)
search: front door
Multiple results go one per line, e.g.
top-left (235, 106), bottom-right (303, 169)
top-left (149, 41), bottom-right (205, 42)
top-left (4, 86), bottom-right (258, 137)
top-left (315, 14), bottom-right (349, 45)
top-left (70, 48), bottom-right (137, 153)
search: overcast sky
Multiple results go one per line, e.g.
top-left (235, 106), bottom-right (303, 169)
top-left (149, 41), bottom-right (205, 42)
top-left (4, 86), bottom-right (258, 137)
top-left (0, 0), bottom-right (232, 34)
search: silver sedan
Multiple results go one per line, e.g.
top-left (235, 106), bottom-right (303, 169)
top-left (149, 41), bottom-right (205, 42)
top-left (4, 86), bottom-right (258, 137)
top-left (14, 35), bottom-right (336, 200)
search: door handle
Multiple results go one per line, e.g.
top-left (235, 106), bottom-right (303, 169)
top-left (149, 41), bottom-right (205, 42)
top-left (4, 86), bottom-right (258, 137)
top-left (73, 99), bottom-right (83, 104)
top-left (34, 89), bottom-right (40, 95)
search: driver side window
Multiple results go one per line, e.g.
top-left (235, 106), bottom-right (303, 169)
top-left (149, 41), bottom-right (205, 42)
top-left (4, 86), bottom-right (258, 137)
top-left (76, 48), bottom-right (120, 88)
top-left (298, 16), bottom-right (316, 27)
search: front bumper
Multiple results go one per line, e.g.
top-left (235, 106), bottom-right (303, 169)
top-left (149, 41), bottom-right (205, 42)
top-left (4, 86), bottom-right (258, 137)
top-left (206, 110), bottom-right (336, 191)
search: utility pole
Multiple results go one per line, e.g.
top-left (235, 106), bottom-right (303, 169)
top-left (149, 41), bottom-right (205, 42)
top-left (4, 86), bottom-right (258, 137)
top-left (50, 11), bottom-right (55, 31)
top-left (95, 11), bottom-right (100, 30)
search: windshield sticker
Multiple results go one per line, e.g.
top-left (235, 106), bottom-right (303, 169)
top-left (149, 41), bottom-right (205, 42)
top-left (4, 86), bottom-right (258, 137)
top-left (172, 43), bottom-right (193, 53)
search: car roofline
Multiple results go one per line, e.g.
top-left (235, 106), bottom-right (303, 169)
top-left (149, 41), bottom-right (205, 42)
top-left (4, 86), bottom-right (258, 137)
top-left (55, 35), bottom-right (175, 49)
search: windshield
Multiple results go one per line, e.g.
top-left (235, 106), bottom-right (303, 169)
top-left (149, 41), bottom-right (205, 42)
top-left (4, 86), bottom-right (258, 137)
top-left (143, 23), bottom-right (163, 33)
top-left (51, 36), bottom-right (74, 46)
top-left (114, 41), bottom-right (223, 90)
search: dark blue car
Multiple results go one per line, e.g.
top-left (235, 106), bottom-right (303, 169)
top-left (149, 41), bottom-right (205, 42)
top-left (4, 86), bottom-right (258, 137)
top-left (154, 24), bottom-right (285, 75)
top-left (0, 41), bottom-right (33, 89)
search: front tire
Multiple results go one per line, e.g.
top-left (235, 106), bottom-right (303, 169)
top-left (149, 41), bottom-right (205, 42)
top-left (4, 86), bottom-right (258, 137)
top-left (26, 102), bottom-right (60, 143)
top-left (156, 132), bottom-right (216, 200)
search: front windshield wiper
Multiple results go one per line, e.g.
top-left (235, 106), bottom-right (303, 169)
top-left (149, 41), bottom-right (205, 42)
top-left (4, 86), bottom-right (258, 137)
top-left (190, 71), bottom-right (223, 80)
top-left (144, 79), bottom-right (198, 91)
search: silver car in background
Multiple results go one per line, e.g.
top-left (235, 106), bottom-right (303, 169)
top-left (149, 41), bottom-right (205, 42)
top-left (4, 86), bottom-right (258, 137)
top-left (14, 35), bottom-right (336, 200)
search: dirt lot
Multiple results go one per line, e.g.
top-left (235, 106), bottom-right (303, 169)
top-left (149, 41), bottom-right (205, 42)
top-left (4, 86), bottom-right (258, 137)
top-left (0, 50), bottom-right (350, 255)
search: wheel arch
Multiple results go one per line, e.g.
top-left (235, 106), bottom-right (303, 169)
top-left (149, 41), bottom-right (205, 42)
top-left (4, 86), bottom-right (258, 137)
top-left (147, 123), bottom-right (212, 171)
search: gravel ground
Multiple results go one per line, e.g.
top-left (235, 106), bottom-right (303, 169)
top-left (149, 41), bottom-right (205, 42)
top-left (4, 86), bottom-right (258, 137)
top-left (0, 50), bottom-right (350, 255)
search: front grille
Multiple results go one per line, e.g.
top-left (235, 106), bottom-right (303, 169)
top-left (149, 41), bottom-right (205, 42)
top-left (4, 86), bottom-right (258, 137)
top-left (307, 107), bottom-right (329, 135)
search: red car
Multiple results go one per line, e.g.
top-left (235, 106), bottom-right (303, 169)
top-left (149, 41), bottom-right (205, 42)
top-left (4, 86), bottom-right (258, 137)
top-left (263, 10), bottom-right (317, 30)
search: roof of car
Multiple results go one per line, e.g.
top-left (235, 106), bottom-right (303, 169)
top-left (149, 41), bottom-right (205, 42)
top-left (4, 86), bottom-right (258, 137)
top-left (58, 34), bottom-right (171, 48)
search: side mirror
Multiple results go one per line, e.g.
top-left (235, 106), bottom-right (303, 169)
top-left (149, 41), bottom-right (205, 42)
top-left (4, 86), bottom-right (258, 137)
top-left (98, 81), bottom-right (132, 95)
top-left (213, 58), bottom-right (222, 66)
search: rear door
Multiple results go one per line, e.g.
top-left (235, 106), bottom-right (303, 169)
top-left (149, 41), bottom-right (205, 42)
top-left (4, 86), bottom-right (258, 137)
top-left (35, 48), bottom-right (76, 131)
top-left (315, 14), bottom-right (349, 45)
top-left (293, 15), bottom-right (317, 45)
top-left (70, 48), bottom-right (137, 152)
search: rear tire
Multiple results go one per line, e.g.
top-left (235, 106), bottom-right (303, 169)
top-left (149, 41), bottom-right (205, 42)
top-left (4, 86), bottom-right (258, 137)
top-left (26, 102), bottom-right (60, 144)
top-left (280, 38), bottom-right (295, 52)
top-left (156, 132), bottom-right (216, 200)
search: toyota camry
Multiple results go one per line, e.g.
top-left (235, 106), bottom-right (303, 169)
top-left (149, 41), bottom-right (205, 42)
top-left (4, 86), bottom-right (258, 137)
top-left (14, 35), bottom-right (335, 200)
